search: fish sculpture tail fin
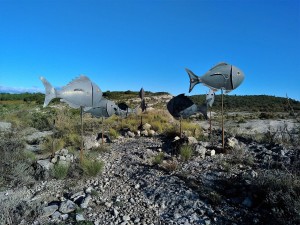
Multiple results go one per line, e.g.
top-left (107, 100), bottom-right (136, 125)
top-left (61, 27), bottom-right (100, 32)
top-left (185, 68), bottom-right (201, 93)
top-left (40, 76), bottom-right (56, 107)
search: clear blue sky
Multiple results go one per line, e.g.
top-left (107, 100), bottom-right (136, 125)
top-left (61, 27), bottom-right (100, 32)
top-left (0, 0), bottom-right (299, 100)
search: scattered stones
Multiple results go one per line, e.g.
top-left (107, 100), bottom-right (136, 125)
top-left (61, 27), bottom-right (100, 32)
top-left (2, 128), bottom-right (298, 225)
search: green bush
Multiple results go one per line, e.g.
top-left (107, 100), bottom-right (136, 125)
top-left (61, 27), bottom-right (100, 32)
top-left (80, 157), bottom-right (104, 177)
top-left (52, 163), bottom-right (69, 179)
top-left (28, 112), bottom-right (51, 131)
top-left (152, 152), bottom-right (164, 165)
top-left (109, 128), bottom-right (119, 139)
top-left (180, 145), bottom-right (193, 161)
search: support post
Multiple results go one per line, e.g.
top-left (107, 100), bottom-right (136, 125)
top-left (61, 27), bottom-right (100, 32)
top-left (209, 108), bottom-right (212, 136)
top-left (179, 117), bottom-right (182, 138)
top-left (221, 89), bottom-right (225, 152)
top-left (80, 106), bottom-right (84, 162)
top-left (102, 117), bottom-right (104, 145)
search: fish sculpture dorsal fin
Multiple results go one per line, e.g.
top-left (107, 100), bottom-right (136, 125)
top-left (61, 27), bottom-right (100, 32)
top-left (209, 62), bottom-right (228, 71)
top-left (61, 75), bottom-right (92, 92)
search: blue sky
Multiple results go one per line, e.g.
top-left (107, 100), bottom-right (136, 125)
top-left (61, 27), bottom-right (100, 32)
top-left (0, 0), bottom-right (299, 100)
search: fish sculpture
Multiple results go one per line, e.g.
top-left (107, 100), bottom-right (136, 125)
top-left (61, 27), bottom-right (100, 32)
top-left (85, 99), bottom-right (137, 118)
top-left (186, 62), bottom-right (245, 93)
top-left (40, 76), bottom-right (103, 108)
top-left (206, 89), bottom-right (215, 107)
top-left (139, 88), bottom-right (147, 112)
top-left (167, 94), bottom-right (208, 120)
top-left (84, 98), bottom-right (118, 118)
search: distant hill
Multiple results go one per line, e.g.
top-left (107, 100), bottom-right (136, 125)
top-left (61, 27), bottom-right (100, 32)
top-left (0, 92), bottom-right (299, 113)
top-left (190, 94), bottom-right (300, 113)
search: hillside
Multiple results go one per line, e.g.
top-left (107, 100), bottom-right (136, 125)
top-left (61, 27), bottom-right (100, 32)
top-left (1, 92), bottom-right (300, 113)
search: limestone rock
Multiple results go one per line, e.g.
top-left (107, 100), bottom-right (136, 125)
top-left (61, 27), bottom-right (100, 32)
top-left (41, 205), bottom-right (58, 217)
top-left (59, 200), bottom-right (76, 214)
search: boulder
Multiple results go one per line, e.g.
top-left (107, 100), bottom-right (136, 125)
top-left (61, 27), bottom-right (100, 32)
top-left (59, 200), bottom-right (77, 214)
top-left (25, 131), bottom-right (53, 145)
top-left (188, 137), bottom-right (198, 145)
top-left (41, 205), bottom-right (58, 217)
top-left (142, 123), bottom-right (151, 130)
top-left (195, 145), bottom-right (206, 158)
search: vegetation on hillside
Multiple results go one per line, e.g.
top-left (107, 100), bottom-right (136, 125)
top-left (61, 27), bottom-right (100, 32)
top-left (1, 92), bottom-right (299, 112)
top-left (190, 94), bottom-right (300, 112)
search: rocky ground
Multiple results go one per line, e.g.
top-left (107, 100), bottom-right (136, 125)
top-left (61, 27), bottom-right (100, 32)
top-left (0, 117), bottom-right (299, 225)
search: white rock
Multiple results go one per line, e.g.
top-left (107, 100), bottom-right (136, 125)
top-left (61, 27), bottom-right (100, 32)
top-left (59, 200), bottom-right (77, 213)
top-left (105, 202), bottom-right (112, 208)
top-left (60, 148), bottom-right (68, 156)
top-left (59, 156), bottom-right (66, 161)
top-left (113, 208), bottom-right (119, 217)
top-left (51, 157), bottom-right (58, 164)
top-left (81, 195), bottom-right (92, 209)
top-left (136, 130), bottom-right (141, 136)
top-left (123, 215), bottom-right (130, 221)
top-left (195, 145), bottom-right (206, 158)
top-left (141, 130), bottom-right (148, 136)
top-left (207, 150), bottom-right (215, 157)
top-left (188, 136), bottom-right (198, 144)
top-left (37, 159), bottom-right (53, 171)
top-left (60, 214), bottom-right (69, 221)
top-left (127, 131), bottom-right (135, 138)
top-left (143, 123), bottom-right (151, 130)
top-left (174, 136), bottom-right (180, 141)
top-left (76, 213), bottom-right (85, 221)
top-left (41, 205), bottom-right (58, 217)
top-left (85, 187), bottom-right (93, 194)
top-left (148, 130), bottom-right (155, 136)
top-left (0, 122), bottom-right (12, 131)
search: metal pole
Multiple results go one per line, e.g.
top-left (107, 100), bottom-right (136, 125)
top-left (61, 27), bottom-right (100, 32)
top-left (221, 89), bottom-right (225, 151)
top-left (102, 117), bottom-right (104, 145)
top-left (209, 108), bottom-right (212, 135)
top-left (80, 106), bottom-right (84, 162)
top-left (179, 117), bottom-right (182, 138)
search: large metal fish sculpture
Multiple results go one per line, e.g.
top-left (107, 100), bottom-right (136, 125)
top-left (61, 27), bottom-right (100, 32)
top-left (186, 62), bottom-right (245, 93)
top-left (40, 76), bottom-right (103, 108)
top-left (206, 89), bottom-right (215, 107)
top-left (167, 94), bottom-right (208, 120)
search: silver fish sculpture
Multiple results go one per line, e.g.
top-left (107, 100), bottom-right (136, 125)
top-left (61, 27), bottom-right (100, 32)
top-left (167, 94), bottom-right (208, 120)
top-left (84, 98), bottom-right (118, 118)
top-left (206, 89), bottom-right (215, 107)
top-left (85, 99), bottom-right (137, 118)
top-left (186, 62), bottom-right (245, 93)
top-left (40, 76), bottom-right (103, 108)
